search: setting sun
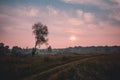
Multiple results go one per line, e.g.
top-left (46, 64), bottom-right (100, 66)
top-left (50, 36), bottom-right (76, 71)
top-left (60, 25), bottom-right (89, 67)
top-left (70, 35), bottom-right (76, 41)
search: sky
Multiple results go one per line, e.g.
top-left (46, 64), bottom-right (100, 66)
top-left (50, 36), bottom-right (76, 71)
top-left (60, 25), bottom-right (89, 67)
top-left (0, 0), bottom-right (120, 49)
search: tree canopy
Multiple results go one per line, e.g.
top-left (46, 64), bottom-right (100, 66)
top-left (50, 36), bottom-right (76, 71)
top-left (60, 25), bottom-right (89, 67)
top-left (32, 22), bottom-right (49, 47)
top-left (32, 22), bottom-right (49, 56)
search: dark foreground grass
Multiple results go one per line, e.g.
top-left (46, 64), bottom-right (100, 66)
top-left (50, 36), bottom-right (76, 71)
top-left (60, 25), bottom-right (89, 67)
top-left (0, 54), bottom-right (86, 80)
top-left (48, 53), bottom-right (120, 80)
top-left (0, 53), bottom-right (120, 80)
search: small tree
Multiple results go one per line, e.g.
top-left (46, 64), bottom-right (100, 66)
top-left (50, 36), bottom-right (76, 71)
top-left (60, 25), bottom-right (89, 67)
top-left (11, 46), bottom-right (22, 56)
top-left (0, 43), bottom-right (5, 55)
top-left (0, 43), bottom-right (10, 55)
top-left (48, 46), bottom-right (52, 53)
top-left (32, 22), bottom-right (49, 56)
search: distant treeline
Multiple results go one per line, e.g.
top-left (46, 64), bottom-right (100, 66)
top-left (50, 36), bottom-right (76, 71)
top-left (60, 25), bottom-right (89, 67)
top-left (0, 42), bottom-right (52, 56)
top-left (59, 46), bottom-right (120, 54)
top-left (0, 42), bottom-right (28, 56)
top-left (0, 42), bottom-right (120, 56)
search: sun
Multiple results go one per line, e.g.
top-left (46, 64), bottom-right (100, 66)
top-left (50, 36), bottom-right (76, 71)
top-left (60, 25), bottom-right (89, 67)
top-left (70, 35), bottom-right (76, 41)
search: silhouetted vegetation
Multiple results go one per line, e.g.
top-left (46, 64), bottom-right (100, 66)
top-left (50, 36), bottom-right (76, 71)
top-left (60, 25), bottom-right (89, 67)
top-left (11, 46), bottom-right (22, 56)
top-left (32, 22), bottom-right (49, 56)
top-left (47, 46), bottom-right (52, 53)
top-left (0, 43), bottom-right (10, 55)
top-left (0, 42), bottom-right (120, 56)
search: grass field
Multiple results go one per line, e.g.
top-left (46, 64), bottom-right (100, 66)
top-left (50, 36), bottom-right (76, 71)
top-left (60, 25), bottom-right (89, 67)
top-left (0, 53), bottom-right (120, 80)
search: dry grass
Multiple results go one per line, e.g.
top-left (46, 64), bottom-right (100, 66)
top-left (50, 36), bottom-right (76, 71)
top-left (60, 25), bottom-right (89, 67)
top-left (0, 53), bottom-right (120, 80)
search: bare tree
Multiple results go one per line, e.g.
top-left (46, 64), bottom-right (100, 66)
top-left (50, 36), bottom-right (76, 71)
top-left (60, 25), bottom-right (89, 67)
top-left (32, 22), bottom-right (49, 56)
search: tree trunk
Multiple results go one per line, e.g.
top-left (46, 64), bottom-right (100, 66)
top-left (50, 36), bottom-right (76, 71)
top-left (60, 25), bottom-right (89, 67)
top-left (32, 42), bottom-right (37, 56)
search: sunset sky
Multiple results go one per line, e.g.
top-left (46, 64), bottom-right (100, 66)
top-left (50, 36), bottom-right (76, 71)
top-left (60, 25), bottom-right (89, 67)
top-left (0, 0), bottom-right (120, 48)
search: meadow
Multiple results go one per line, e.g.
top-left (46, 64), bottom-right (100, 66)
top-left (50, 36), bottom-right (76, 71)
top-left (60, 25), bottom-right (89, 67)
top-left (0, 53), bottom-right (120, 80)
